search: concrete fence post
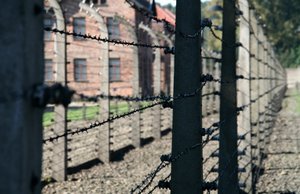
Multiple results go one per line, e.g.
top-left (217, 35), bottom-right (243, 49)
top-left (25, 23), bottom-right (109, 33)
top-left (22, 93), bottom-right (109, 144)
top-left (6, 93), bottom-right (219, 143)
top-left (249, 8), bottom-right (259, 192)
top-left (218, 0), bottom-right (239, 193)
top-left (171, 0), bottom-right (202, 193)
top-left (237, 0), bottom-right (251, 192)
top-left (79, 3), bottom-right (110, 162)
top-left (114, 15), bottom-right (141, 148)
top-left (0, 0), bottom-right (44, 193)
top-left (138, 23), bottom-right (161, 140)
top-left (49, 0), bottom-right (68, 181)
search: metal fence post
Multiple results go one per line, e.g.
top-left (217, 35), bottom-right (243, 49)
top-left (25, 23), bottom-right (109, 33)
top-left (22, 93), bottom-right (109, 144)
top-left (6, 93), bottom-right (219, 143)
top-left (0, 0), bottom-right (44, 193)
top-left (218, 0), bottom-right (239, 193)
top-left (171, 0), bottom-right (202, 193)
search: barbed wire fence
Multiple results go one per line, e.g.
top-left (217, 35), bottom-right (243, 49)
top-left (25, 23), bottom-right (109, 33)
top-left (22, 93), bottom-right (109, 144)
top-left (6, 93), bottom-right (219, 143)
top-left (0, 0), bottom-right (287, 193)
top-left (42, 0), bottom-right (287, 193)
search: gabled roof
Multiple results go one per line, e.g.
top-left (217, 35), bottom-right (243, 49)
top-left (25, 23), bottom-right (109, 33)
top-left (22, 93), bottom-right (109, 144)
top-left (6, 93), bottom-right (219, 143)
top-left (155, 4), bottom-right (175, 26)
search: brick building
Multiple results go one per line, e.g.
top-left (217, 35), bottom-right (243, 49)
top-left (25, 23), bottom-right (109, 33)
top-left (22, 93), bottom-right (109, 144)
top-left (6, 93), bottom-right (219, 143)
top-left (44, 0), bottom-right (175, 97)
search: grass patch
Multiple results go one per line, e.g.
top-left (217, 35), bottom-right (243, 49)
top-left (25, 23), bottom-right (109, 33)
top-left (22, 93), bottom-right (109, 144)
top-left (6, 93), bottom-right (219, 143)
top-left (43, 112), bottom-right (54, 126)
top-left (43, 102), bottom-right (139, 127)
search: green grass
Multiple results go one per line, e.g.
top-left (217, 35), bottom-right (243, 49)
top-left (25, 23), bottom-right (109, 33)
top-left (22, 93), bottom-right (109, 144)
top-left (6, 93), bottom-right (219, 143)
top-left (43, 102), bottom-right (136, 127)
top-left (43, 112), bottom-right (54, 126)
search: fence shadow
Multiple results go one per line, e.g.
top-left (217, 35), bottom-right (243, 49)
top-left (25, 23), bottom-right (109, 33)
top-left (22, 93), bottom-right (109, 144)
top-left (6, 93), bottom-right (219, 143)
top-left (67, 158), bottom-right (103, 175)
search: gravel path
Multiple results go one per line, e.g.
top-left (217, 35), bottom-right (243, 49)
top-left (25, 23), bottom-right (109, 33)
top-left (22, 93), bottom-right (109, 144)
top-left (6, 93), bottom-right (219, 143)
top-left (256, 89), bottom-right (300, 194)
top-left (42, 113), bottom-right (219, 194)
top-left (42, 131), bottom-right (173, 194)
top-left (42, 90), bottom-right (300, 194)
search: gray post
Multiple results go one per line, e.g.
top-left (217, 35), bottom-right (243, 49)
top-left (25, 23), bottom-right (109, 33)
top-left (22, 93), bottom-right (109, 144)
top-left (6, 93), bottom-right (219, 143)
top-left (0, 0), bottom-right (44, 193)
top-left (257, 26), bottom-right (265, 158)
top-left (114, 15), bottom-right (141, 148)
top-left (79, 3), bottom-right (110, 162)
top-left (138, 23), bottom-right (161, 139)
top-left (218, 0), bottom-right (238, 193)
top-left (249, 8), bottom-right (259, 192)
top-left (171, 0), bottom-right (202, 193)
top-left (82, 103), bottom-right (87, 120)
top-left (156, 32), bottom-right (174, 129)
top-left (237, 0), bottom-right (251, 192)
top-left (129, 22), bottom-right (141, 148)
top-left (260, 33), bottom-right (268, 153)
top-left (265, 43), bottom-right (272, 143)
top-left (50, 0), bottom-right (68, 181)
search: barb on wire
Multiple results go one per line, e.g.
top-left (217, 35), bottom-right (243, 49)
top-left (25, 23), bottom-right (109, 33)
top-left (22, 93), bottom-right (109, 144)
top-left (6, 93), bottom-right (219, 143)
top-left (130, 160), bottom-right (169, 194)
top-left (180, 18), bottom-right (222, 39)
top-left (179, 18), bottom-right (212, 39)
top-left (201, 121), bottom-right (224, 148)
top-left (201, 73), bottom-right (235, 84)
top-left (44, 27), bottom-right (170, 50)
top-left (132, 119), bottom-right (221, 193)
top-left (147, 173), bottom-right (171, 194)
top-left (74, 92), bottom-right (172, 103)
top-left (203, 181), bottom-right (218, 192)
top-left (44, 82), bottom-right (208, 143)
top-left (236, 75), bottom-right (282, 81)
top-left (76, 81), bottom-right (207, 104)
top-left (43, 101), bottom-right (164, 144)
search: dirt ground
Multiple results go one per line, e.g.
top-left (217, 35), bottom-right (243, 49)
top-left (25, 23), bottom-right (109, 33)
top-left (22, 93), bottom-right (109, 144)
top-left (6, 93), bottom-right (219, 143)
top-left (256, 89), bottom-right (300, 194)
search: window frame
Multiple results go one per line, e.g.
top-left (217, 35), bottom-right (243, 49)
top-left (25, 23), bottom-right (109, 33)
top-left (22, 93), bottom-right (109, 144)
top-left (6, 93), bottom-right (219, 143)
top-left (74, 58), bottom-right (88, 82)
top-left (45, 59), bottom-right (54, 81)
top-left (109, 58), bottom-right (121, 82)
top-left (107, 17), bottom-right (120, 40)
top-left (73, 17), bottom-right (86, 41)
top-left (44, 17), bottom-right (54, 41)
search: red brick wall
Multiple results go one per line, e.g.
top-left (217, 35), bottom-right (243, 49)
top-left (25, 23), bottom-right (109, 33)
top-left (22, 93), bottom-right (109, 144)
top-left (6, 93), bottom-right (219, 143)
top-left (44, 0), bottom-right (171, 97)
top-left (97, 0), bottom-right (139, 96)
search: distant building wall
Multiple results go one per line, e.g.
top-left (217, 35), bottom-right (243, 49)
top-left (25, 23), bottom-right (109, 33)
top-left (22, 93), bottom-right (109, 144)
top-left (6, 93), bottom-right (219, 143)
top-left (286, 67), bottom-right (300, 88)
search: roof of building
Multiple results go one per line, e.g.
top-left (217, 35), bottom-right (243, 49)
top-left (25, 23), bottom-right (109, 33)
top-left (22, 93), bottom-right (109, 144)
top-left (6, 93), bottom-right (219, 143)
top-left (155, 4), bottom-right (175, 26)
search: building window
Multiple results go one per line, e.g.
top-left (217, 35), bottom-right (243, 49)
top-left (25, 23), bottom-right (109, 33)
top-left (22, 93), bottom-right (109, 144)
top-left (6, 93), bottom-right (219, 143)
top-left (107, 17), bottom-right (120, 39)
top-left (44, 18), bottom-right (53, 40)
top-left (74, 59), bottom-right (87, 81)
top-left (73, 17), bottom-right (86, 40)
top-left (109, 58), bottom-right (121, 82)
top-left (45, 59), bottom-right (54, 81)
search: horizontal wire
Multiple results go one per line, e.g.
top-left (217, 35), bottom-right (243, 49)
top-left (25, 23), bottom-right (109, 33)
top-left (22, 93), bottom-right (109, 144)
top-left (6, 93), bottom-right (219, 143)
top-left (44, 27), bottom-right (171, 50)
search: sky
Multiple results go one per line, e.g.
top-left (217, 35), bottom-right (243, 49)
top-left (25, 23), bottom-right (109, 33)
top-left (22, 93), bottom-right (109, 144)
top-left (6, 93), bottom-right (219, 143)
top-left (155, 0), bottom-right (210, 6)
top-left (155, 0), bottom-right (176, 6)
